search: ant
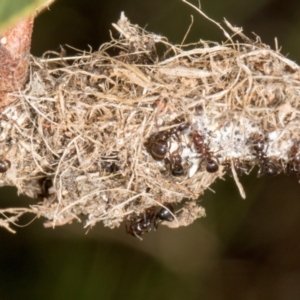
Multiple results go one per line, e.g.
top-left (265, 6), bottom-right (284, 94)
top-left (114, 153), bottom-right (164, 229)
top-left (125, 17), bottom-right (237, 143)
top-left (38, 177), bottom-right (53, 198)
top-left (257, 158), bottom-right (281, 177)
top-left (286, 142), bottom-right (300, 181)
top-left (0, 159), bottom-right (11, 173)
top-left (252, 134), bottom-right (281, 177)
top-left (36, 177), bottom-right (56, 204)
top-left (169, 122), bottom-right (190, 138)
top-left (101, 161), bottom-right (119, 174)
top-left (126, 204), bottom-right (175, 240)
top-left (191, 130), bottom-right (219, 173)
top-left (252, 134), bottom-right (265, 160)
top-left (145, 119), bottom-right (190, 161)
top-left (145, 132), bottom-right (170, 161)
top-left (166, 149), bottom-right (184, 176)
top-left (100, 154), bottom-right (120, 174)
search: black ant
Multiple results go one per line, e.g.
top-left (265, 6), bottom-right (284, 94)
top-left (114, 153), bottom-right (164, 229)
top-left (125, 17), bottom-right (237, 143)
top-left (252, 134), bottom-right (266, 160)
top-left (126, 204), bottom-right (175, 240)
top-left (169, 122), bottom-right (190, 137)
top-left (145, 119), bottom-right (189, 161)
top-left (0, 159), bottom-right (11, 173)
top-left (257, 158), bottom-right (281, 177)
top-left (101, 161), bottom-right (119, 174)
top-left (100, 154), bottom-right (120, 174)
top-left (252, 134), bottom-right (281, 177)
top-left (37, 177), bottom-right (53, 199)
top-left (191, 130), bottom-right (219, 173)
top-left (286, 142), bottom-right (300, 181)
top-left (166, 149), bottom-right (184, 176)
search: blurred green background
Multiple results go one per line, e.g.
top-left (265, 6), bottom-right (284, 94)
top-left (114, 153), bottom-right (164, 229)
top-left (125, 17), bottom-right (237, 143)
top-left (2, 0), bottom-right (300, 299)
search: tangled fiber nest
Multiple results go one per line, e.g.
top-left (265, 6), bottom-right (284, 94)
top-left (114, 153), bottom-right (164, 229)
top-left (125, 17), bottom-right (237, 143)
top-left (1, 11), bottom-right (300, 234)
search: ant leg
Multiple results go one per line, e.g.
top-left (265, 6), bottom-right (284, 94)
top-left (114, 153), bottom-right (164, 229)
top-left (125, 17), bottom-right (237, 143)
top-left (134, 230), bottom-right (143, 241)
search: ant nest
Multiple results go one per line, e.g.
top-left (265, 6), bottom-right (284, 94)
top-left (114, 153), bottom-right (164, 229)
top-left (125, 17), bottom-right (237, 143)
top-left (1, 12), bottom-right (300, 235)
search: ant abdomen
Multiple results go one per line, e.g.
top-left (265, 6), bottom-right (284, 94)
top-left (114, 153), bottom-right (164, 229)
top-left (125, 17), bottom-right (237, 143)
top-left (157, 204), bottom-right (175, 222)
top-left (0, 159), bottom-right (11, 173)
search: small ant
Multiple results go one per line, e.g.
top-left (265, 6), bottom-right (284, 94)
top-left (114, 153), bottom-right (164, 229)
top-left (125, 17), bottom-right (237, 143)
top-left (252, 135), bottom-right (281, 177)
top-left (166, 150), bottom-right (184, 176)
top-left (257, 158), bottom-right (281, 177)
top-left (101, 161), bottom-right (119, 174)
top-left (145, 119), bottom-right (189, 161)
top-left (126, 204), bottom-right (175, 240)
top-left (169, 122), bottom-right (190, 137)
top-left (100, 154), bottom-right (120, 174)
top-left (286, 142), bottom-right (300, 181)
top-left (0, 159), bottom-right (11, 173)
top-left (38, 177), bottom-right (53, 199)
top-left (288, 143), bottom-right (300, 171)
top-left (191, 130), bottom-right (219, 173)
top-left (253, 135), bottom-right (266, 160)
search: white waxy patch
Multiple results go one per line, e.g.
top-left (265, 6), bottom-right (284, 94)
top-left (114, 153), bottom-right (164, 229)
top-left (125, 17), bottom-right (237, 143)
top-left (181, 147), bottom-right (193, 158)
top-left (0, 37), bottom-right (7, 45)
top-left (156, 161), bottom-right (165, 168)
top-left (147, 117), bottom-right (296, 179)
top-left (188, 158), bottom-right (200, 178)
top-left (157, 118), bottom-right (164, 126)
top-left (268, 131), bottom-right (278, 141)
top-left (169, 141), bottom-right (179, 153)
top-left (153, 34), bottom-right (163, 42)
